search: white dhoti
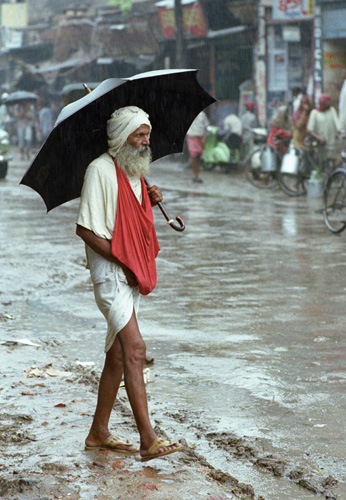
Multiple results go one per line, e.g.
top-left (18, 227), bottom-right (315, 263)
top-left (88, 246), bottom-right (140, 352)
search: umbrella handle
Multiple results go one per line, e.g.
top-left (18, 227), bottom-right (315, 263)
top-left (144, 178), bottom-right (185, 232)
top-left (158, 201), bottom-right (185, 232)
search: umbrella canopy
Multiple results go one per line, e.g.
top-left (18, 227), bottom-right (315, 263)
top-left (20, 69), bottom-right (216, 212)
top-left (3, 90), bottom-right (38, 105)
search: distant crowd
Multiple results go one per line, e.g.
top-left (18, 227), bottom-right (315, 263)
top-left (185, 69), bottom-right (346, 181)
top-left (0, 90), bottom-right (61, 160)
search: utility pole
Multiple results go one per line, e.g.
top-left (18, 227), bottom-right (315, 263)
top-left (174, 0), bottom-right (185, 68)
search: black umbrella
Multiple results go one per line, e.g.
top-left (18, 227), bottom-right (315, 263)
top-left (3, 90), bottom-right (38, 105)
top-left (20, 69), bottom-right (216, 228)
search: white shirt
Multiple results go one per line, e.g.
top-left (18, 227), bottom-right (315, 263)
top-left (307, 106), bottom-right (340, 145)
top-left (223, 114), bottom-right (242, 136)
top-left (77, 152), bottom-right (141, 240)
top-left (187, 111), bottom-right (209, 137)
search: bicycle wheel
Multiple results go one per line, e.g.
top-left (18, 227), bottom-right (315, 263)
top-left (323, 168), bottom-right (346, 233)
top-left (320, 158), bottom-right (338, 187)
top-left (201, 159), bottom-right (216, 171)
top-left (244, 146), bottom-right (277, 189)
top-left (278, 171), bottom-right (308, 196)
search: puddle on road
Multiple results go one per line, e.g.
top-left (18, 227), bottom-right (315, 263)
top-left (2, 159), bottom-right (346, 499)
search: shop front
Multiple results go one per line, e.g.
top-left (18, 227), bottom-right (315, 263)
top-left (155, 0), bottom-right (256, 123)
top-left (318, 0), bottom-right (346, 107)
top-left (263, 0), bottom-right (313, 124)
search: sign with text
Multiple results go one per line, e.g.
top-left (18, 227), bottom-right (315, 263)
top-left (313, 4), bottom-right (322, 105)
top-left (158, 2), bottom-right (206, 39)
top-left (272, 0), bottom-right (314, 20)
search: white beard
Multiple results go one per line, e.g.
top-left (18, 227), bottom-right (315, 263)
top-left (114, 142), bottom-right (152, 179)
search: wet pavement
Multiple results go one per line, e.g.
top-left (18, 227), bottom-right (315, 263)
top-left (1, 147), bottom-right (346, 499)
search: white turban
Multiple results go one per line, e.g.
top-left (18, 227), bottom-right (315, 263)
top-left (107, 106), bottom-right (152, 157)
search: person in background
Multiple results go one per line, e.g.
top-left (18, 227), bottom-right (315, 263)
top-left (292, 95), bottom-right (312, 148)
top-left (291, 95), bottom-right (325, 176)
top-left (292, 95), bottom-right (325, 148)
top-left (241, 101), bottom-right (258, 158)
top-left (292, 87), bottom-right (303, 113)
top-left (338, 68), bottom-right (346, 131)
top-left (267, 105), bottom-right (291, 155)
top-left (186, 110), bottom-right (209, 183)
top-left (15, 100), bottom-right (35, 160)
top-left (39, 100), bottom-right (54, 142)
top-left (222, 110), bottom-right (242, 155)
top-left (307, 93), bottom-right (340, 163)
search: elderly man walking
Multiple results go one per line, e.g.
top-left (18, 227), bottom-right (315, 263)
top-left (76, 106), bottom-right (184, 462)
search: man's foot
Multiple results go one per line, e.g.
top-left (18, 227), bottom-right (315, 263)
top-left (85, 434), bottom-right (138, 453)
top-left (140, 438), bottom-right (184, 462)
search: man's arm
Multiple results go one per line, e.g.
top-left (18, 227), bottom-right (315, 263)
top-left (76, 224), bottom-right (137, 287)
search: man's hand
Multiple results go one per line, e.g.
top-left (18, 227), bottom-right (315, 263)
top-left (123, 267), bottom-right (137, 287)
top-left (147, 184), bottom-right (163, 207)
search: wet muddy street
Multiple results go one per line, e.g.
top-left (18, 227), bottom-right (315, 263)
top-left (1, 148), bottom-right (346, 500)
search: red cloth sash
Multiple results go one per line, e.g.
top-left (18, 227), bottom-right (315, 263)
top-left (111, 162), bottom-right (160, 296)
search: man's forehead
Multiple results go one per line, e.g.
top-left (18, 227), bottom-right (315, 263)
top-left (131, 124), bottom-right (150, 135)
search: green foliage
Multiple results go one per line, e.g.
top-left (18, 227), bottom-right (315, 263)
top-left (107, 0), bottom-right (133, 13)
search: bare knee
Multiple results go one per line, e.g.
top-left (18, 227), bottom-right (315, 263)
top-left (123, 338), bottom-right (146, 367)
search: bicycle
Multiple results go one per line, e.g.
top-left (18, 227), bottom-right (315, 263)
top-left (277, 138), bottom-right (337, 197)
top-left (243, 128), bottom-right (289, 190)
top-left (323, 150), bottom-right (346, 233)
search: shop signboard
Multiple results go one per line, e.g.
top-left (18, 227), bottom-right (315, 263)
top-left (158, 1), bottom-right (206, 39)
top-left (272, 0), bottom-right (314, 20)
top-left (2, 27), bottom-right (23, 49)
top-left (313, 4), bottom-right (322, 105)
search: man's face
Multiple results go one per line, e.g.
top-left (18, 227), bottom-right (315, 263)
top-left (320, 96), bottom-right (331, 111)
top-left (127, 124), bottom-right (150, 150)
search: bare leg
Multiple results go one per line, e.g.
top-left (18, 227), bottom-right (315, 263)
top-left (117, 311), bottom-right (181, 456)
top-left (85, 335), bottom-right (135, 450)
top-left (191, 156), bottom-right (200, 179)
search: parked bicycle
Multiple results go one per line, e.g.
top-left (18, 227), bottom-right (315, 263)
top-left (277, 137), bottom-right (336, 197)
top-left (323, 150), bottom-right (346, 233)
top-left (243, 128), bottom-right (290, 189)
top-left (244, 128), bottom-right (339, 197)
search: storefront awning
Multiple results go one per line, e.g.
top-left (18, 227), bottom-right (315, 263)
top-left (155, 0), bottom-right (196, 6)
top-left (31, 53), bottom-right (93, 74)
top-left (207, 26), bottom-right (246, 39)
top-left (124, 54), bottom-right (156, 70)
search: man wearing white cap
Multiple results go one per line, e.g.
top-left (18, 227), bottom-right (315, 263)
top-left (76, 106), bottom-right (184, 461)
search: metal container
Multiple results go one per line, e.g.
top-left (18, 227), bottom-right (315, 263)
top-left (251, 149), bottom-right (262, 168)
top-left (307, 178), bottom-right (324, 198)
top-left (261, 146), bottom-right (277, 172)
top-left (280, 147), bottom-right (299, 175)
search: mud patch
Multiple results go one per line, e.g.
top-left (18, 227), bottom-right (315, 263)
top-left (0, 414), bottom-right (34, 444)
top-left (206, 432), bottom-right (337, 499)
top-left (182, 447), bottom-right (256, 500)
top-left (0, 472), bottom-right (81, 499)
